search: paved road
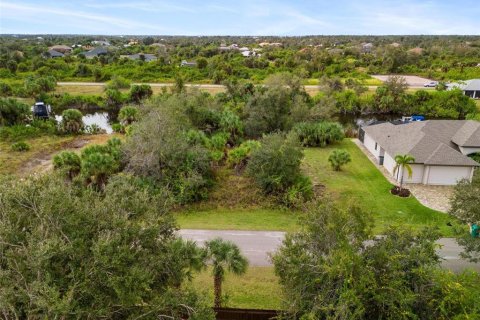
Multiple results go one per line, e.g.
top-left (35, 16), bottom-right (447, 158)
top-left (179, 229), bottom-right (480, 272)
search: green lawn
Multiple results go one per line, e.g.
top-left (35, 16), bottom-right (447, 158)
top-left (176, 208), bottom-right (298, 232)
top-left (303, 139), bottom-right (458, 235)
top-left (188, 266), bottom-right (282, 309)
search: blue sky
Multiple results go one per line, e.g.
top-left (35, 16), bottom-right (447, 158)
top-left (1, 0), bottom-right (479, 35)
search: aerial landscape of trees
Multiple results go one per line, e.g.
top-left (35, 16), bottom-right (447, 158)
top-left (0, 34), bottom-right (479, 317)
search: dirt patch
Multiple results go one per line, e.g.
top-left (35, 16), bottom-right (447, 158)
top-left (19, 135), bottom-right (111, 177)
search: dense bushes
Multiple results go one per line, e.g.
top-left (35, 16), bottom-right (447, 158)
top-left (246, 133), bottom-right (312, 206)
top-left (53, 138), bottom-right (122, 189)
top-left (123, 98), bottom-right (214, 204)
top-left (0, 98), bottom-right (29, 126)
top-left (293, 121), bottom-right (344, 147)
top-left (0, 173), bottom-right (214, 319)
top-left (273, 202), bottom-right (480, 319)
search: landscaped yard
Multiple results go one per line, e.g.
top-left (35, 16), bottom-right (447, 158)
top-left (188, 266), bottom-right (282, 309)
top-left (177, 139), bottom-right (457, 236)
top-left (303, 139), bottom-right (458, 235)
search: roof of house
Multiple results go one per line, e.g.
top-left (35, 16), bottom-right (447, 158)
top-left (363, 120), bottom-right (480, 167)
top-left (46, 49), bottom-right (64, 57)
top-left (49, 45), bottom-right (72, 51)
top-left (449, 79), bottom-right (480, 91)
top-left (84, 47), bottom-right (108, 57)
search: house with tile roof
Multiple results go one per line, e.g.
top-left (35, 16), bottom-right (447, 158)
top-left (359, 120), bottom-right (480, 185)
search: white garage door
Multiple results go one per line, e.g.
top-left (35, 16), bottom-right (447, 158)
top-left (427, 166), bottom-right (472, 185)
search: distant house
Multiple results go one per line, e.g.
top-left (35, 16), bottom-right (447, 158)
top-left (361, 42), bottom-right (374, 53)
top-left (389, 42), bottom-right (401, 48)
top-left (180, 60), bottom-right (197, 67)
top-left (360, 120), bottom-right (480, 185)
top-left (92, 40), bottom-right (110, 46)
top-left (448, 79), bottom-right (480, 99)
top-left (45, 49), bottom-right (64, 58)
top-left (123, 53), bottom-right (157, 62)
top-left (83, 47), bottom-right (108, 59)
top-left (49, 45), bottom-right (72, 54)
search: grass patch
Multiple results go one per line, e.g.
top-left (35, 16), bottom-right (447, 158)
top-left (0, 135), bottom-right (75, 175)
top-left (188, 266), bottom-right (282, 309)
top-left (303, 139), bottom-right (458, 236)
top-left (176, 208), bottom-right (298, 232)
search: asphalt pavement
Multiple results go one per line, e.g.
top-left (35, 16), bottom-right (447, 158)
top-left (179, 229), bottom-right (480, 272)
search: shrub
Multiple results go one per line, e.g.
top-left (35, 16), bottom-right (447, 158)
top-left (282, 175), bottom-right (313, 207)
top-left (118, 105), bottom-right (139, 125)
top-left (24, 75), bottom-right (56, 98)
top-left (227, 140), bottom-right (261, 171)
top-left (246, 133), bottom-right (304, 195)
top-left (106, 75), bottom-right (131, 90)
top-left (293, 121), bottom-right (345, 147)
top-left (11, 141), bottom-right (30, 152)
top-left (84, 124), bottom-right (105, 134)
top-left (129, 84), bottom-right (153, 103)
top-left (111, 123), bottom-right (125, 133)
top-left (0, 98), bottom-right (30, 126)
top-left (104, 88), bottom-right (125, 110)
top-left (0, 82), bottom-right (13, 96)
top-left (53, 151), bottom-right (81, 180)
top-left (80, 138), bottom-right (122, 189)
top-left (60, 109), bottom-right (84, 134)
top-left (328, 149), bottom-right (351, 171)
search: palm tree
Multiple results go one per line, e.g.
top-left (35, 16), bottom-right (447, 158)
top-left (393, 154), bottom-right (415, 191)
top-left (203, 238), bottom-right (248, 307)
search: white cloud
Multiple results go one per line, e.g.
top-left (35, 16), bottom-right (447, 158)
top-left (0, 1), bottom-right (170, 33)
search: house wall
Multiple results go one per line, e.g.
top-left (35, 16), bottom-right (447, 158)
top-left (425, 166), bottom-right (474, 185)
top-left (383, 152), bottom-right (396, 175)
top-left (459, 146), bottom-right (480, 155)
top-left (402, 164), bottom-right (424, 184)
top-left (363, 133), bottom-right (381, 159)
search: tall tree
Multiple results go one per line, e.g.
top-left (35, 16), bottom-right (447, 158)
top-left (203, 238), bottom-right (248, 307)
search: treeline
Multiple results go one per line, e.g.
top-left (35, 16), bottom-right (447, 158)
top-left (1, 35), bottom-right (480, 83)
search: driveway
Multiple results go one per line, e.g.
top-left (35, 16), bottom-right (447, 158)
top-left (371, 75), bottom-right (434, 88)
top-left (179, 229), bottom-right (479, 272)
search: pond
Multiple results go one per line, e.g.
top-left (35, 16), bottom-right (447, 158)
top-left (55, 111), bottom-right (116, 134)
top-left (335, 114), bottom-right (404, 128)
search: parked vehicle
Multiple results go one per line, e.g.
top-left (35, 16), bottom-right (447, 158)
top-left (31, 102), bottom-right (52, 119)
top-left (423, 81), bottom-right (438, 87)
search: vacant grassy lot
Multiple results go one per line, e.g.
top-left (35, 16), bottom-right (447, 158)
top-left (303, 139), bottom-right (457, 235)
top-left (188, 266), bottom-right (282, 309)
